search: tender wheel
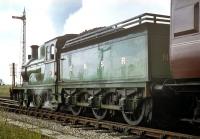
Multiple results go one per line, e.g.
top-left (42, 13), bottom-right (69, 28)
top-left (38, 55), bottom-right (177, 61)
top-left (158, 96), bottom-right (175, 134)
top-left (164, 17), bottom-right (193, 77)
top-left (92, 108), bottom-right (107, 120)
top-left (122, 91), bottom-right (146, 125)
top-left (70, 106), bottom-right (82, 116)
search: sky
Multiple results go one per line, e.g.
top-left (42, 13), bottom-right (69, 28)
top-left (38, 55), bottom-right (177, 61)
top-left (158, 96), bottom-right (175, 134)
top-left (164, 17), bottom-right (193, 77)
top-left (0, 0), bottom-right (170, 84)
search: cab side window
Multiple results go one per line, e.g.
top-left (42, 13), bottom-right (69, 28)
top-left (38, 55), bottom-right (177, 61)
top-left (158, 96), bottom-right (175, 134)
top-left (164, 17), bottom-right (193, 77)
top-left (46, 45), bottom-right (55, 61)
top-left (39, 45), bottom-right (45, 59)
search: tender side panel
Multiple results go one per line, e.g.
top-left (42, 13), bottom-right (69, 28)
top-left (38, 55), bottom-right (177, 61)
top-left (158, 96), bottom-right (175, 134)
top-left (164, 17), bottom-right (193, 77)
top-left (60, 32), bottom-right (148, 83)
top-left (171, 0), bottom-right (200, 79)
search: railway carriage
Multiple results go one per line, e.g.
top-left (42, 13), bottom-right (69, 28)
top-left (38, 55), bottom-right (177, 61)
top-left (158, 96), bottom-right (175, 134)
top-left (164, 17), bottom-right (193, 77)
top-left (168, 0), bottom-right (200, 124)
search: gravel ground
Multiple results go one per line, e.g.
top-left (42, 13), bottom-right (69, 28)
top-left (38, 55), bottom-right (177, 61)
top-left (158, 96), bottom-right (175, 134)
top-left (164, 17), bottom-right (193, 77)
top-left (0, 110), bottom-right (134, 139)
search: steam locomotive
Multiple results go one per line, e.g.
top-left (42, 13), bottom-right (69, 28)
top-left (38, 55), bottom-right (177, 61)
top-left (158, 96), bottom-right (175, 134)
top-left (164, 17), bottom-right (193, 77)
top-left (10, 0), bottom-right (200, 127)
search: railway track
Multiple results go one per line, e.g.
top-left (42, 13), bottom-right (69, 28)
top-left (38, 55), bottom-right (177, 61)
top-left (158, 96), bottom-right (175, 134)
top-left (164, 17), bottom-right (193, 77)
top-left (0, 98), bottom-right (199, 139)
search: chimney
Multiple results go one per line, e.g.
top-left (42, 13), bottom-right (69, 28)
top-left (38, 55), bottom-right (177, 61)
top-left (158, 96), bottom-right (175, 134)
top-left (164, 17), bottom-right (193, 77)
top-left (30, 45), bottom-right (39, 59)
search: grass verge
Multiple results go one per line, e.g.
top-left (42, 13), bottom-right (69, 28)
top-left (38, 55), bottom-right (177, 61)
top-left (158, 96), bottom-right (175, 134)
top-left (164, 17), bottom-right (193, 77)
top-left (0, 85), bottom-right (10, 97)
top-left (0, 110), bottom-right (51, 139)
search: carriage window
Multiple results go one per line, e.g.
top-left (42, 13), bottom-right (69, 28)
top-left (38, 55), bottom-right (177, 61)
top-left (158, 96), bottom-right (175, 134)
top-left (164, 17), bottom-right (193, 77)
top-left (46, 45), bottom-right (55, 61)
top-left (174, 2), bottom-right (199, 37)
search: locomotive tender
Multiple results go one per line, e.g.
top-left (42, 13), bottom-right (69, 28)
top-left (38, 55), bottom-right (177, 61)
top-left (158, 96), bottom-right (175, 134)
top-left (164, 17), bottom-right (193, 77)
top-left (11, 0), bottom-right (200, 127)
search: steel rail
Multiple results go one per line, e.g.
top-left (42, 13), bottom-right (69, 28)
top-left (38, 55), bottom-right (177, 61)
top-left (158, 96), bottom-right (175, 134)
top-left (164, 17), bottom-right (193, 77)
top-left (0, 98), bottom-right (199, 139)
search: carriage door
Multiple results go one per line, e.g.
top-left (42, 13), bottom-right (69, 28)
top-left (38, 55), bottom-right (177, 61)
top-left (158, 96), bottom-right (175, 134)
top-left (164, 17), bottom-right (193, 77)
top-left (44, 44), bottom-right (56, 84)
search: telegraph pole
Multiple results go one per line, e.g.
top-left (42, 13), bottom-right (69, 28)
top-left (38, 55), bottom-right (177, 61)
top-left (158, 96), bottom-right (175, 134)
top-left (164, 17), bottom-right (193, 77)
top-left (12, 8), bottom-right (26, 66)
top-left (11, 63), bottom-right (16, 88)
